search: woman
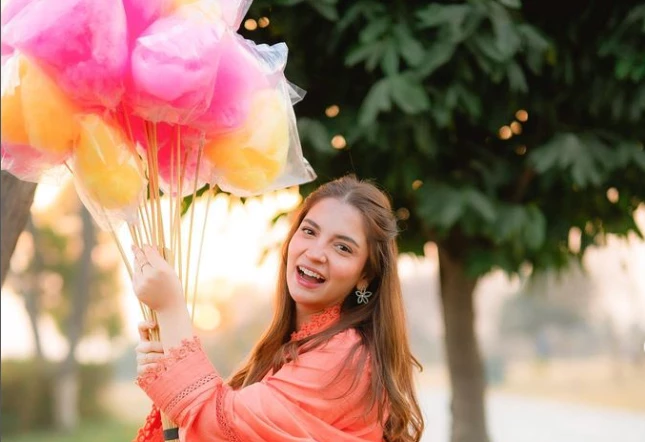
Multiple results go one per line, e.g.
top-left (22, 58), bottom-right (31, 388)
top-left (132, 175), bottom-right (424, 442)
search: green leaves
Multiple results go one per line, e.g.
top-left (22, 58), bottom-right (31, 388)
top-left (390, 74), bottom-right (430, 113)
top-left (307, 0), bottom-right (338, 21)
top-left (415, 41), bottom-right (456, 77)
top-left (489, 2), bottom-right (522, 59)
top-left (497, 0), bottom-right (522, 9)
top-left (417, 4), bottom-right (471, 30)
top-left (297, 118), bottom-right (334, 156)
top-left (529, 133), bottom-right (614, 187)
top-left (417, 184), bottom-right (496, 230)
top-left (492, 204), bottom-right (546, 250)
top-left (358, 74), bottom-right (429, 124)
top-left (345, 15), bottom-right (426, 76)
top-left (416, 182), bottom-right (547, 254)
top-left (252, 1), bottom-right (645, 278)
top-left (358, 78), bottom-right (391, 125)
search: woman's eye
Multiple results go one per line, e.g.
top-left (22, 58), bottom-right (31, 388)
top-left (301, 227), bottom-right (314, 235)
top-left (336, 244), bottom-right (352, 253)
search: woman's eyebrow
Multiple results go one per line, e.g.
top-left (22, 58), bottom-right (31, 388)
top-left (302, 218), bottom-right (360, 248)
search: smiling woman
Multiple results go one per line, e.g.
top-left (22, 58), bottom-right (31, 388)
top-left (132, 175), bottom-right (425, 442)
top-left (287, 198), bottom-right (370, 325)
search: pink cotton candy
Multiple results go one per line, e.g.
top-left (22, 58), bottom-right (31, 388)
top-left (192, 32), bottom-right (270, 135)
top-left (128, 9), bottom-right (224, 125)
top-left (1, 0), bottom-right (128, 110)
top-left (123, 0), bottom-right (171, 47)
top-left (1, 0), bottom-right (33, 55)
top-left (1, 142), bottom-right (65, 183)
top-left (1, 0), bottom-right (36, 26)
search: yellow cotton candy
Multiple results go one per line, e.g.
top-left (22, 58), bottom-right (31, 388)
top-left (204, 89), bottom-right (290, 193)
top-left (73, 115), bottom-right (145, 210)
top-left (1, 82), bottom-right (29, 145)
top-left (1, 55), bottom-right (79, 156)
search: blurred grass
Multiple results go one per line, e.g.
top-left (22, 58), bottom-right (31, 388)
top-left (496, 357), bottom-right (645, 411)
top-left (3, 419), bottom-right (139, 442)
top-left (418, 357), bottom-right (645, 412)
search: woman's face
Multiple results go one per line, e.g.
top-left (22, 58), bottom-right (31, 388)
top-left (287, 198), bottom-right (369, 317)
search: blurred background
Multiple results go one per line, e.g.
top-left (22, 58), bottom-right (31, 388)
top-left (2, 1), bottom-right (645, 442)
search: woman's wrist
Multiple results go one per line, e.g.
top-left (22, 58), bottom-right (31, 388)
top-left (155, 303), bottom-right (194, 350)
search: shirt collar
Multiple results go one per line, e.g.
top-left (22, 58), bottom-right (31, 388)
top-left (290, 304), bottom-right (341, 341)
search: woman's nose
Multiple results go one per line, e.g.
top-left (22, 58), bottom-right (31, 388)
top-left (305, 243), bottom-right (327, 262)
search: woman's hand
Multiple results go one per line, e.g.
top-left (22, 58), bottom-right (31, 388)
top-left (132, 245), bottom-right (184, 313)
top-left (136, 321), bottom-right (165, 375)
top-left (132, 245), bottom-right (194, 350)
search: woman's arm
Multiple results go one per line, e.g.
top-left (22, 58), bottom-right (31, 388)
top-left (137, 330), bottom-right (380, 442)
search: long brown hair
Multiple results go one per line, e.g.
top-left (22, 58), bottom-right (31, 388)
top-left (228, 175), bottom-right (424, 442)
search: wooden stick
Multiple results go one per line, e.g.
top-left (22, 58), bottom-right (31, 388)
top-left (183, 140), bottom-right (204, 305)
top-left (191, 184), bottom-right (215, 321)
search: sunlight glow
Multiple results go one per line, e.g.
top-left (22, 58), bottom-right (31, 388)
top-left (192, 304), bottom-right (222, 331)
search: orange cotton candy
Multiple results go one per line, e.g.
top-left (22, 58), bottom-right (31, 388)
top-left (203, 89), bottom-right (289, 193)
top-left (73, 115), bottom-right (145, 210)
top-left (1, 54), bottom-right (79, 157)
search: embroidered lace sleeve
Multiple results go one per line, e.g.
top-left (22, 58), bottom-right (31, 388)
top-left (136, 336), bottom-right (202, 389)
top-left (132, 404), bottom-right (163, 442)
top-left (135, 336), bottom-right (226, 430)
top-left (136, 330), bottom-right (382, 442)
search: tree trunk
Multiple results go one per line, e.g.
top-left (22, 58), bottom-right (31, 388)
top-left (54, 207), bottom-right (95, 431)
top-left (438, 244), bottom-right (490, 442)
top-left (1, 171), bottom-right (37, 286)
top-left (25, 217), bottom-right (45, 361)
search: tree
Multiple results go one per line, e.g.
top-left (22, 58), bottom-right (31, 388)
top-left (1, 171), bottom-right (37, 286)
top-left (244, 1), bottom-right (645, 441)
top-left (7, 186), bottom-right (124, 431)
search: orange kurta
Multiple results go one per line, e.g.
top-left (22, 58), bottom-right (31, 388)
top-left (134, 306), bottom-right (385, 441)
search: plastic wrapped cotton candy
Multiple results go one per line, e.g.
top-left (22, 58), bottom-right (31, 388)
top-left (218, 0), bottom-right (253, 30)
top-left (128, 4), bottom-right (224, 124)
top-left (171, 0), bottom-right (221, 22)
top-left (204, 88), bottom-right (290, 194)
top-left (72, 115), bottom-right (145, 213)
top-left (1, 0), bottom-right (33, 56)
top-left (192, 32), bottom-right (270, 135)
top-left (1, 143), bottom-right (67, 183)
top-left (1, 53), bottom-right (79, 160)
top-left (123, 0), bottom-right (171, 47)
top-left (1, 0), bottom-right (128, 109)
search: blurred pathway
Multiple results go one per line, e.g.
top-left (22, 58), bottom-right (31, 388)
top-left (421, 388), bottom-right (645, 442)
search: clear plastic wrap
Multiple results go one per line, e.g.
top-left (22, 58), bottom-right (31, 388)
top-left (218, 0), bottom-right (253, 30)
top-left (1, 0), bottom-right (128, 110)
top-left (127, 3), bottom-right (225, 124)
top-left (190, 30), bottom-right (270, 135)
top-left (1, 142), bottom-right (68, 184)
top-left (0, 0), bottom-right (316, 232)
top-left (71, 114), bottom-right (146, 229)
top-left (1, 52), bottom-right (78, 160)
top-left (204, 78), bottom-right (315, 196)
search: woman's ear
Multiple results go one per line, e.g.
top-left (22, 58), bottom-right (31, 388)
top-left (357, 277), bottom-right (370, 291)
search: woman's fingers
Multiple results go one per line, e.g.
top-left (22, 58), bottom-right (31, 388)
top-left (136, 340), bottom-right (164, 354)
top-left (137, 321), bottom-right (157, 341)
top-left (137, 362), bottom-right (160, 376)
top-left (136, 350), bottom-right (165, 365)
top-left (135, 339), bottom-right (165, 376)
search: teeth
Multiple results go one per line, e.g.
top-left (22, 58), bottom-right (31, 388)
top-left (299, 266), bottom-right (324, 281)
